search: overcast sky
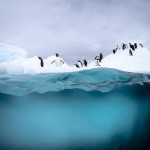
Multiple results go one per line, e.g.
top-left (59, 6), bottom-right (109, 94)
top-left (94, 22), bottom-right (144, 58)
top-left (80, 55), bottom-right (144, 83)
top-left (0, 0), bottom-right (149, 63)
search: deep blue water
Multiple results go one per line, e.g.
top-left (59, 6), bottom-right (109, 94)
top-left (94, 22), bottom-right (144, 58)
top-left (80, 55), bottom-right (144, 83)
top-left (0, 68), bottom-right (150, 150)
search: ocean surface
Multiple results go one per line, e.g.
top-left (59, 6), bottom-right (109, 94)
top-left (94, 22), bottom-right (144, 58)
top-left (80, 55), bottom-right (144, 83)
top-left (0, 68), bottom-right (150, 150)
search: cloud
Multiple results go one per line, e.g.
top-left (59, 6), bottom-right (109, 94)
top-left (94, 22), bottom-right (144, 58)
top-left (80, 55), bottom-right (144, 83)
top-left (0, 0), bottom-right (149, 63)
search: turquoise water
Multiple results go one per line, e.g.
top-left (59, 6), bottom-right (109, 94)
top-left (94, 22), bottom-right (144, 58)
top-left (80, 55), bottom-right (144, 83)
top-left (0, 68), bottom-right (150, 149)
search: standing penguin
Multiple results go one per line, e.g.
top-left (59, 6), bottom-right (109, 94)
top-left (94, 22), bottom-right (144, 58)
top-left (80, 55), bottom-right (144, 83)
top-left (95, 56), bottom-right (100, 66)
top-left (122, 43), bottom-right (126, 50)
top-left (134, 43), bottom-right (137, 49)
top-left (129, 43), bottom-right (135, 51)
top-left (78, 60), bottom-right (83, 67)
top-left (129, 50), bottom-right (133, 56)
top-left (51, 53), bottom-right (64, 67)
top-left (83, 59), bottom-right (88, 67)
top-left (116, 45), bottom-right (120, 50)
top-left (38, 57), bottom-right (44, 67)
top-left (99, 53), bottom-right (103, 62)
top-left (125, 44), bottom-right (128, 49)
top-left (112, 49), bottom-right (116, 54)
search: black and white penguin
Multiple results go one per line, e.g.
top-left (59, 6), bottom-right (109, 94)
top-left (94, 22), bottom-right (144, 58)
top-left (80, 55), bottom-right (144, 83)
top-left (78, 60), bottom-right (83, 67)
top-left (74, 64), bottom-right (80, 68)
top-left (129, 43), bottom-right (135, 51)
top-left (38, 57), bottom-right (44, 67)
top-left (116, 45), bottom-right (120, 50)
top-left (122, 43), bottom-right (126, 50)
top-left (139, 43), bottom-right (143, 48)
top-left (129, 50), bottom-right (133, 56)
top-left (95, 56), bottom-right (100, 66)
top-left (112, 49), bottom-right (116, 54)
top-left (51, 53), bottom-right (64, 66)
top-left (99, 53), bottom-right (103, 62)
top-left (134, 43), bottom-right (137, 49)
top-left (125, 44), bottom-right (128, 49)
top-left (83, 59), bottom-right (88, 67)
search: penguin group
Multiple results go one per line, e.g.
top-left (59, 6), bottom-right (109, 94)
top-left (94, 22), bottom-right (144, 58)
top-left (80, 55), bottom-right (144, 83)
top-left (74, 59), bottom-right (88, 68)
top-left (74, 52), bottom-right (103, 68)
top-left (112, 43), bottom-right (143, 56)
top-left (37, 42), bottom-right (144, 69)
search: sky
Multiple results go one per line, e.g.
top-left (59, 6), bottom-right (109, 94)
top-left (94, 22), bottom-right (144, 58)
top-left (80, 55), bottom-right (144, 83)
top-left (0, 0), bottom-right (150, 63)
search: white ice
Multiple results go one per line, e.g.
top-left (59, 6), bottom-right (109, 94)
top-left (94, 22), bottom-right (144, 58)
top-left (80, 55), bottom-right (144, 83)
top-left (100, 47), bottom-right (150, 74)
top-left (0, 43), bottom-right (27, 62)
top-left (0, 43), bottom-right (149, 74)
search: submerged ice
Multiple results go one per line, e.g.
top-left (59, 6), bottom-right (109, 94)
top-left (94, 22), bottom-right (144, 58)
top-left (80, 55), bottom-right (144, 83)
top-left (0, 68), bottom-right (150, 96)
top-left (0, 82), bottom-right (150, 150)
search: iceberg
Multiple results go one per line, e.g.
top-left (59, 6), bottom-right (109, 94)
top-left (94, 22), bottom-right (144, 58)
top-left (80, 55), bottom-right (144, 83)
top-left (0, 67), bottom-right (149, 96)
top-left (0, 43), bottom-right (150, 150)
top-left (0, 43), bottom-right (27, 62)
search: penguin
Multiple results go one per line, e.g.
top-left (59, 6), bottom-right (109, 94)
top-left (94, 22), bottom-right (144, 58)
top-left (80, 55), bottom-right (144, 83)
top-left (78, 60), bottom-right (83, 67)
top-left (99, 53), bottom-right (103, 62)
top-left (122, 43), bottom-right (126, 50)
top-left (38, 57), bottom-right (44, 67)
top-left (51, 53), bottom-right (64, 66)
top-left (112, 49), bottom-right (116, 54)
top-left (116, 45), bottom-right (120, 50)
top-left (95, 56), bottom-right (100, 66)
top-left (83, 59), bottom-right (88, 67)
top-left (134, 43), bottom-right (137, 49)
top-left (139, 43), bottom-right (143, 48)
top-left (129, 43), bottom-right (135, 51)
top-left (74, 64), bottom-right (80, 68)
top-left (129, 50), bottom-right (133, 56)
top-left (125, 44), bottom-right (128, 49)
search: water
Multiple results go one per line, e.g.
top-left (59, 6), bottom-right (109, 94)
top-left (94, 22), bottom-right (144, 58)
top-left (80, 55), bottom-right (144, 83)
top-left (0, 68), bottom-right (150, 150)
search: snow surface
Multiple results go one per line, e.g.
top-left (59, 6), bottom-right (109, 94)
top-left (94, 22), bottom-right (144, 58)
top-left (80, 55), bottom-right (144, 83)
top-left (0, 43), bottom-right (149, 74)
top-left (100, 47), bottom-right (150, 74)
